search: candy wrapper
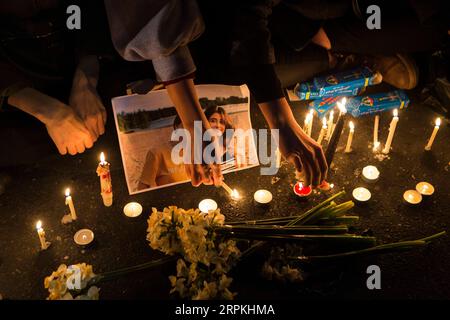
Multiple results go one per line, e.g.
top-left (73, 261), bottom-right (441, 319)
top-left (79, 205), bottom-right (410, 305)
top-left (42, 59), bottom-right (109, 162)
top-left (294, 67), bottom-right (382, 100)
top-left (309, 90), bottom-right (410, 118)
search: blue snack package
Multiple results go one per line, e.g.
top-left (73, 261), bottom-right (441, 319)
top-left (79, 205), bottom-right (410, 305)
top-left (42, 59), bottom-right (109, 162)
top-left (294, 67), bottom-right (382, 100)
top-left (309, 90), bottom-right (410, 118)
top-left (346, 90), bottom-right (410, 117)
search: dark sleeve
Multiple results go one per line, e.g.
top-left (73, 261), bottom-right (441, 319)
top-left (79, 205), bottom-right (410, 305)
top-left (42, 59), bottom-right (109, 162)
top-left (228, 0), bottom-right (285, 103)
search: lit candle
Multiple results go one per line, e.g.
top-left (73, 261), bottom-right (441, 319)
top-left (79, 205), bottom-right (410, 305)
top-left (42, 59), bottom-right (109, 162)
top-left (303, 112), bottom-right (312, 137)
top-left (293, 182), bottom-right (312, 197)
top-left (198, 199), bottom-right (218, 213)
top-left (352, 187), bottom-right (371, 203)
top-left (97, 152), bottom-right (113, 207)
top-left (362, 165), bottom-right (380, 183)
top-left (230, 189), bottom-right (241, 200)
top-left (221, 181), bottom-right (240, 199)
top-left (382, 109), bottom-right (399, 154)
top-left (373, 141), bottom-right (380, 153)
top-left (308, 109), bottom-right (314, 136)
top-left (123, 202), bottom-right (143, 217)
top-left (403, 190), bottom-right (422, 205)
top-left (317, 116), bottom-right (327, 145)
top-left (424, 118), bottom-right (441, 151)
top-left (36, 221), bottom-right (50, 250)
top-left (326, 110), bottom-right (334, 140)
top-left (74, 229), bottom-right (94, 246)
top-left (254, 189), bottom-right (272, 204)
top-left (416, 182), bottom-right (435, 196)
top-left (373, 114), bottom-right (380, 148)
top-left (275, 147), bottom-right (282, 168)
top-left (344, 121), bottom-right (355, 153)
top-left (65, 188), bottom-right (77, 220)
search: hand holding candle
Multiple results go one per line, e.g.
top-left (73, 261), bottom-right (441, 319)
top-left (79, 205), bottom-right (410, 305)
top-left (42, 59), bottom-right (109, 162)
top-left (97, 152), bottom-right (113, 207)
top-left (36, 220), bottom-right (50, 250)
top-left (65, 188), bottom-right (77, 220)
top-left (382, 109), bottom-right (399, 154)
top-left (425, 118), bottom-right (441, 151)
top-left (344, 121), bottom-right (354, 153)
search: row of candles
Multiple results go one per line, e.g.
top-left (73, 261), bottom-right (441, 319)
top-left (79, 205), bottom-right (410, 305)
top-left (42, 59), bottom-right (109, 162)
top-left (36, 152), bottom-right (114, 250)
top-left (304, 106), bottom-right (442, 153)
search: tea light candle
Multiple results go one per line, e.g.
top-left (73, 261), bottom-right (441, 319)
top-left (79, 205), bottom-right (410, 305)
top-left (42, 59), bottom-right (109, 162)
top-left (416, 182), bottom-right (435, 196)
top-left (293, 182), bottom-right (312, 197)
top-left (382, 109), bottom-right (399, 154)
top-left (403, 190), bottom-right (422, 205)
top-left (425, 118), bottom-right (441, 151)
top-left (65, 188), bottom-right (77, 220)
top-left (123, 202), bottom-right (143, 217)
top-left (74, 229), bottom-right (94, 246)
top-left (97, 152), bottom-right (113, 207)
top-left (254, 189), bottom-right (272, 204)
top-left (344, 121), bottom-right (354, 153)
top-left (352, 187), bottom-right (371, 203)
top-left (198, 199), bottom-right (218, 213)
top-left (317, 116), bottom-right (327, 145)
top-left (362, 165), bottom-right (380, 183)
top-left (36, 220), bottom-right (50, 250)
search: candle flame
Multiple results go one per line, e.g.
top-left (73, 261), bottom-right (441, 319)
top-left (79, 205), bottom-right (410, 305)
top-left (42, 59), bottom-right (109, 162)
top-left (100, 152), bottom-right (106, 164)
top-left (435, 118), bottom-right (441, 126)
top-left (349, 121), bottom-right (355, 130)
top-left (65, 188), bottom-right (70, 197)
top-left (36, 220), bottom-right (42, 229)
top-left (337, 98), bottom-right (347, 113)
top-left (322, 116), bottom-right (327, 128)
top-left (304, 113), bottom-right (312, 125)
top-left (330, 183), bottom-right (334, 189)
top-left (309, 109), bottom-right (314, 116)
top-left (231, 189), bottom-right (240, 200)
top-left (393, 109), bottom-right (398, 117)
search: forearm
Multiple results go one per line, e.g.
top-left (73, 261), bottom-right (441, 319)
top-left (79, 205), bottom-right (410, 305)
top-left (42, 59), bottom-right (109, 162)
top-left (165, 78), bottom-right (210, 131)
top-left (258, 97), bottom-right (297, 130)
top-left (8, 87), bottom-right (69, 125)
top-left (73, 55), bottom-right (99, 89)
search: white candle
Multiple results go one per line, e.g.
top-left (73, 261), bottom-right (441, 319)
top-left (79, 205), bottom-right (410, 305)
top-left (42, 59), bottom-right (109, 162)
top-left (97, 152), bottom-right (113, 207)
top-left (254, 189), bottom-right (272, 204)
top-left (36, 220), bottom-right (50, 250)
top-left (373, 114), bottom-right (380, 147)
top-left (317, 116), bottom-right (327, 145)
top-left (198, 199), bottom-right (218, 213)
top-left (308, 109), bottom-right (314, 136)
top-left (326, 110), bottom-right (334, 140)
top-left (65, 188), bottom-right (77, 220)
top-left (123, 202), bottom-right (143, 217)
top-left (416, 182), bottom-right (435, 196)
top-left (275, 147), bottom-right (282, 168)
top-left (425, 118), bottom-right (441, 151)
top-left (303, 113), bottom-right (312, 136)
top-left (382, 109), bottom-right (399, 154)
top-left (74, 229), bottom-right (94, 246)
top-left (362, 165), bottom-right (380, 183)
top-left (403, 190), bottom-right (422, 205)
top-left (344, 121), bottom-right (355, 153)
top-left (352, 187), bottom-right (371, 203)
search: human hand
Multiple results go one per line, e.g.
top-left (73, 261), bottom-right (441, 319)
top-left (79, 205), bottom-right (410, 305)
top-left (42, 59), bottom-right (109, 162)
top-left (44, 103), bottom-right (94, 155)
top-left (278, 118), bottom-right (328, 187)
top-left (259, 98), bottom-right (327, 188)
top-left (69, 81), bottom-right (106, 142)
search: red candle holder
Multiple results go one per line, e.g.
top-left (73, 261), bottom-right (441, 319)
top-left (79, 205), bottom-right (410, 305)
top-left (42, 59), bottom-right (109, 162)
top-left (293, 182), bottom-right (312, 197)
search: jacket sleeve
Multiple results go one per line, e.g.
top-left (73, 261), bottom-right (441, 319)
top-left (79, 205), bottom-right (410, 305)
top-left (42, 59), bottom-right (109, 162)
top-left (104, 0), bottom-right (205, 82)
